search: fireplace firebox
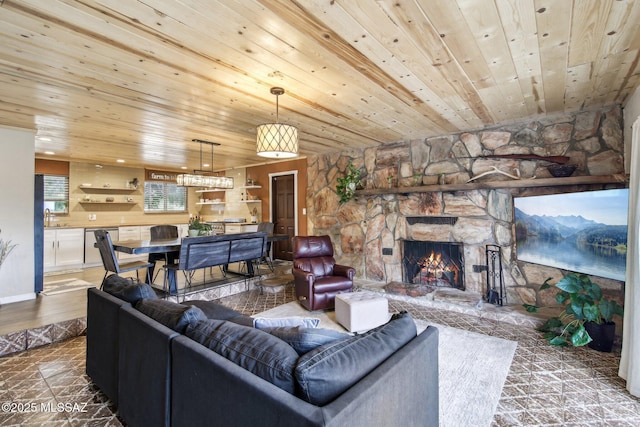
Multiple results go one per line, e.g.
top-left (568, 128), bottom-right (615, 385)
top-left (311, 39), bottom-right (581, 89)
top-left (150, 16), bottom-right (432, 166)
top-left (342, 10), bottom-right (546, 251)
top-left (402, 240), bottom-right (465, 290)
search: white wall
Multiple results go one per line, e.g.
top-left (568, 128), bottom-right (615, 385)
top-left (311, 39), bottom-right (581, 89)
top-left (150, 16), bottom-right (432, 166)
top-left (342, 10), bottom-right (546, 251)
top-left (0, 127), bottom-right (36, 303)
top-left (624, 86), bottom-right (640, 172)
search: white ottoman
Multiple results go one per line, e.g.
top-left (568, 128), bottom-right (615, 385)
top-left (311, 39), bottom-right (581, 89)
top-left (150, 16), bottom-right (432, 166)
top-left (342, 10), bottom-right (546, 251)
top-left (335, 292), bottom-right (389, 333)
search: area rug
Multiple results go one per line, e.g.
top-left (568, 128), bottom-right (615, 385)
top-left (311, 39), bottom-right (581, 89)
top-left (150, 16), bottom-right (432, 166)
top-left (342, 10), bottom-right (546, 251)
top-left (256, 301), bottom-right (517, 427)
top-left (42, 278), bottom-right (94, 296)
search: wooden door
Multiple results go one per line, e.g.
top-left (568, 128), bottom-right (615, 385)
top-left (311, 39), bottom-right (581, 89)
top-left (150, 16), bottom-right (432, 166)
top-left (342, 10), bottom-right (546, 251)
top-left (272, 174), bottom-right (295, 261)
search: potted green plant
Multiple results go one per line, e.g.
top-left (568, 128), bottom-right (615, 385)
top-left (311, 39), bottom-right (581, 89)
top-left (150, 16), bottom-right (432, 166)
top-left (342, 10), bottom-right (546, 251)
top-left (524, 272), bottom-right (623, 351)
top-left (336, 160), bottom-right (363, 204)
top-left (188, 218), bottom-right (210, 237)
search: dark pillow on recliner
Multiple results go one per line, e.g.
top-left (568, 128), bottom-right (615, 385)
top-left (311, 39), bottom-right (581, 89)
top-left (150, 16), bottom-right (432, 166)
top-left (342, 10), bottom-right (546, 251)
top-left (294, 311), bottom-right (417, 405)
top-left (102, 274), bottom-right (157, 304)
top-left (182, 300), bottom-right (253, 326)
top-left (135, 298), bottom-right (206, 333)
top-left (185, 319), bottom-right (299, 394)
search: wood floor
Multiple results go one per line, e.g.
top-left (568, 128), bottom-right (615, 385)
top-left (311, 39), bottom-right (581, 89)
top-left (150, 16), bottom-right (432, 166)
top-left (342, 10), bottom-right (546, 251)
top-left (0, 261), bottom-right (274, 337)
top-left (0, 267), bottom-right (110, 336)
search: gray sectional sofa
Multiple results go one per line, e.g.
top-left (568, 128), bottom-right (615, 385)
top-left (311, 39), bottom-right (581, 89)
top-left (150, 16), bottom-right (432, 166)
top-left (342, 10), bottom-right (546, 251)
top-left (86, 276), bottom-right (439, 427)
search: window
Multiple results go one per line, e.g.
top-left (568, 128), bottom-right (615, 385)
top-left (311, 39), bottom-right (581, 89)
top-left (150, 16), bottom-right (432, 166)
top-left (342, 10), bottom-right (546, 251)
top-left (144, 181), bottom-right (187, 212)
top-left (43, 175), bottom-right (69, 214)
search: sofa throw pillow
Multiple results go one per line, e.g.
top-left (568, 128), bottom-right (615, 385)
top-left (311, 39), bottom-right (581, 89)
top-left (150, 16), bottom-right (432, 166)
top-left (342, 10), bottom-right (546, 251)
top-left (102, 274), bottom-right (157, 304)
top-left (135, 298), bottom-right (206, 334)
top-left (261, 326), bottom-right (349, 356)
top-left (294, 311), bottom-right (417, 405)
top-left (182, 300), bottom-right (253, 326)
top-left (253, 317), bottom-right (320, 329)
top-left (185, 319), bottom-right (299, 394)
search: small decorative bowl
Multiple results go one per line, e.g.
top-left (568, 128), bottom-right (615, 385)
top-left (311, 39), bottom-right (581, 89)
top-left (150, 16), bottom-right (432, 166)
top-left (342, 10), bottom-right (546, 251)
top-left (547, 164), bottom-right (576, 177)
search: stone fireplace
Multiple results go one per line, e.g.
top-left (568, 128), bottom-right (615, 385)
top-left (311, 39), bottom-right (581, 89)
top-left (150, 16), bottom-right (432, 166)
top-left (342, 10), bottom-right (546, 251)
top-left (402, 240), bottom-right (464, 290)
top-left (306, 105), bottom-right (626, 307)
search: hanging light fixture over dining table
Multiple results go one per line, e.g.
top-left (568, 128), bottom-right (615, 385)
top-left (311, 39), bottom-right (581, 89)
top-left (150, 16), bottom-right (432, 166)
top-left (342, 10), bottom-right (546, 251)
top-left (176, 139), bottom-right (234, 189)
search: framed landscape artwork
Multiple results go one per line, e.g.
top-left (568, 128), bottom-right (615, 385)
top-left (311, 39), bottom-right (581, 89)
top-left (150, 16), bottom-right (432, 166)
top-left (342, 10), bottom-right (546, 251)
top-left (514, 188), bottom-right (629, 281)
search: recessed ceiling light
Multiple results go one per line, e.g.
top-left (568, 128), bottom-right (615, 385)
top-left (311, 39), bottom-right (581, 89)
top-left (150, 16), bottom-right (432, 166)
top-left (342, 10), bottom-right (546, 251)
top-left (38, 137), bottom-right (52, 142)
top-left (117, 159), bottom-right (125, 163)
top-left (44, 151), bottom-right (55, 155)
top-left (181, 166), bottom-right (188, 170)
top-left (203, 163), bottom-right (210, 167)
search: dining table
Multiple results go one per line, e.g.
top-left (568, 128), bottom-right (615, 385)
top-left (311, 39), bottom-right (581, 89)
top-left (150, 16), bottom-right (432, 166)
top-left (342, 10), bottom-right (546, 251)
top-left (111, 233), bottom-right (289, 295)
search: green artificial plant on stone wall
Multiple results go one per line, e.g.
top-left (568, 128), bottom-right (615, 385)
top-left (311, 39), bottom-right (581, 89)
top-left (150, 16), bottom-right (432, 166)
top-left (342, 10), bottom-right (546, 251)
top-left (336, 161), bottom-right (363, 204)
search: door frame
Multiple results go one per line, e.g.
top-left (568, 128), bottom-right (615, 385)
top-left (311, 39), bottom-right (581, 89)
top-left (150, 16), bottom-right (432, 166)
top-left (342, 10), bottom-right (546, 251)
top-left (268, 170), bottom-right (298, 237)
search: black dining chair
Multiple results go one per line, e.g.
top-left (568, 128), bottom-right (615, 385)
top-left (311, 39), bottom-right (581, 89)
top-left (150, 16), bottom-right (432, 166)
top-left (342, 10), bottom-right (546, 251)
top-left (94, 229), bottom-right (154, 285)
top-left (149, 225), bottom-right (180, 284)
top-left (256, 222), bottom-right (275, 271)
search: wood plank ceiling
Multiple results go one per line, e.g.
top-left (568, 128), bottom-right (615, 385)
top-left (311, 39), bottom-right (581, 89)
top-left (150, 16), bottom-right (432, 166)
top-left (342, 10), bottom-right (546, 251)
top-left (0, 0), bottom-right (639, 171)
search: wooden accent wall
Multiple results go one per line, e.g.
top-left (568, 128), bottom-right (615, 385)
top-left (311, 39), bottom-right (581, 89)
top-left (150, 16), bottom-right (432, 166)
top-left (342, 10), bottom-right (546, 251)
top-left (35, 159), bottom-right (69, 175)
top-left (246, 158), bottom-right (308, 236)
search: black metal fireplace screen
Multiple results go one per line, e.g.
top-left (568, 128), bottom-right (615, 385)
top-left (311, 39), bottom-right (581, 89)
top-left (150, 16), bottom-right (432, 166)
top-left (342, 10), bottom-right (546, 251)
top-left (402, 240), bottom-right (465, 290)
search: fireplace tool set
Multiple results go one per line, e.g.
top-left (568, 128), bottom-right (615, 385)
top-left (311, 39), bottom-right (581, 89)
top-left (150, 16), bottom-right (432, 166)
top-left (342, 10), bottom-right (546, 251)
top-left (485, 245), bottom-right (505, 306)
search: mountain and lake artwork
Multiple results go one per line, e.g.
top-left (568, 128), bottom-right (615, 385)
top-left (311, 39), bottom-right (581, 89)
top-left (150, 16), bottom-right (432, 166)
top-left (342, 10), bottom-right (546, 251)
top-left (514, 189), bottom-right (629, 281)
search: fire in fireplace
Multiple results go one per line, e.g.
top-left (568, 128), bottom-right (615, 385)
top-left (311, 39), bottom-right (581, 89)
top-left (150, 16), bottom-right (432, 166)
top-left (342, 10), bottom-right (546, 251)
top-left (402, 240), bottom-right (465, 290)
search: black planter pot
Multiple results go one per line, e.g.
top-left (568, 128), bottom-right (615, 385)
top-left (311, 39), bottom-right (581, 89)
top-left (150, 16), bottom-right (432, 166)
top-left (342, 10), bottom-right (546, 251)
top-left (584, 321), bottom-right (616, 352)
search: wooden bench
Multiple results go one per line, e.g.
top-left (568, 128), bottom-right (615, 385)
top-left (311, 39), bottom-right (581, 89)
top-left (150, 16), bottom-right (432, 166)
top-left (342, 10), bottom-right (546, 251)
top-left (164, 231), bottom-right (268, 298)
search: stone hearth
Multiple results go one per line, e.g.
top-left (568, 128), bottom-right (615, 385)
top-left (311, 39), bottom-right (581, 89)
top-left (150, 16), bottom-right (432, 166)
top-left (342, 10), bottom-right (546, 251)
top-left (358, 279), bottom-right (554, 329)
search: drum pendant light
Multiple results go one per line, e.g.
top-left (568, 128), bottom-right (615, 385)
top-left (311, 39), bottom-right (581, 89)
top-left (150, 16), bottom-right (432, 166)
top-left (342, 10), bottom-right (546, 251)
top-left (256, 87), bottom-right (298, 158)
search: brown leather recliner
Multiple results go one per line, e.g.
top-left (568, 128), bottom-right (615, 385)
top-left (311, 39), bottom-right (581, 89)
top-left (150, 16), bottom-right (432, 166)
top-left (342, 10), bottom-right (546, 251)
top-left (292, 235), bottom-right (355, 311)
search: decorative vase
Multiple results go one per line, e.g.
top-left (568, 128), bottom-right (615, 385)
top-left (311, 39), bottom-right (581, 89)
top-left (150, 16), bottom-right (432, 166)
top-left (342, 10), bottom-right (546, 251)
top-left (188, 229), bottom-right (200, 237)
top-left (584, 321), bottom-right (616, 352)
top-left (547, 164), bottom-right (577, 177)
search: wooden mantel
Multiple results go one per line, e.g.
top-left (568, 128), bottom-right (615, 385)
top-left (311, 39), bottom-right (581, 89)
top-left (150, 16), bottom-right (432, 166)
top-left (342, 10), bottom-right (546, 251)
top-left (355, 174), bottom-right (629, 196)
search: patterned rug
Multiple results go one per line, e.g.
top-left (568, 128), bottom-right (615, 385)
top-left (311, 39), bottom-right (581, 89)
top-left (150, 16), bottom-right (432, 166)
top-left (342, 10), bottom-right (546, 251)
top-left (42, 278), bottom-right (95, 296)
top-left (257, 301), bottom-right (517, 427)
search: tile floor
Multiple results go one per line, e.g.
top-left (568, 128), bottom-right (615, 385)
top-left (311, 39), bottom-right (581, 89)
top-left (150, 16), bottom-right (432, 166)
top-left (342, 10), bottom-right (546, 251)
top-left (1, 282), bottom-right (640, 425)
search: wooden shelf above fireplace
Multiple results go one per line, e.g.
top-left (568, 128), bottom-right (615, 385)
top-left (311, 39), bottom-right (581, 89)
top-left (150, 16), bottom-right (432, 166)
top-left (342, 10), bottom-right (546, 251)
top-left (355, 174), bottom-right (629, 196)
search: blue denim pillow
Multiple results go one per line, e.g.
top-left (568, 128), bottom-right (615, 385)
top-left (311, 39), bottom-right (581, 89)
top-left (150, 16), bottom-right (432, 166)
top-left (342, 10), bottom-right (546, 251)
top-left (261, 327), bottom-right (349, 355)
top-left (253, 317), bottom-right (320, 329)
top-left (102, 274), bottom-right (157, 304)
top-left (186, 319), bottom-right (299, 394)
top-left (135, 298), bottom-right (207, 333)
top-left (294, 311), bottom-right (417, 405)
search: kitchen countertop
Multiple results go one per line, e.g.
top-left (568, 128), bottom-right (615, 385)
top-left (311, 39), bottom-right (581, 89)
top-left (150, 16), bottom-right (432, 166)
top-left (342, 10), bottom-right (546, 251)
top-left (44, 222), bottom-right (187, 229)
top-left (43, 221), bottom-right (259, 229)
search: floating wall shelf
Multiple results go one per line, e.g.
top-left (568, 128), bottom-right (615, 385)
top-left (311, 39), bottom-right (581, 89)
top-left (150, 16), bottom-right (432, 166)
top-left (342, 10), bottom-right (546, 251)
top-left (79, 201), bottom-right (137, 205)
top-left (355, 174), bottom-right (629, 196)
top-left (79, 185), bottom-right (137, 191)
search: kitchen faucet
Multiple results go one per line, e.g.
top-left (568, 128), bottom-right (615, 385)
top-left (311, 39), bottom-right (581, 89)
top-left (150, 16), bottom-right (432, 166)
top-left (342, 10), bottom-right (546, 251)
top-left (44, 208), bottom-right (51, 227)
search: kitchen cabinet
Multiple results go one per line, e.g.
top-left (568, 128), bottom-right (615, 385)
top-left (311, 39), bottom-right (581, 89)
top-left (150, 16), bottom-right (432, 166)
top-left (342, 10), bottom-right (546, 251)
top-left (224, 224), bottom-right (243, 234)
top-left (224, 224), bottom-right (258, 233)
top-left (118, 226), bottom-right (145, 261)
top-left (44, 228), bottom-right (84, 272)
top-left (140, 225), bottom-right (152, 240)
